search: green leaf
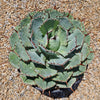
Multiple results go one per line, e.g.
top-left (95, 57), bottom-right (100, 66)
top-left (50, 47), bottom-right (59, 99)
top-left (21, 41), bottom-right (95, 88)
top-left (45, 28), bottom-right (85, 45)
top-left (40, 19), bottom-right (59, 36)
top-left (20, 61), bottom-right (37, 77)
top-left (87, 52), bottom-right (94, 64)
top-left (10, 32), bottom-right (20, 49)
top-left (16, 11), bottom-right (33, 31)
top-left (39, 45), bottom-right (56, 57)
top-left (14, 13), bottom-right (32, 31)
top-left (31, 17), bottom-right (43, 31)
top-left (79, 65), bottom-right (86, 72)
top-left (20, 75), bottom-right (35, 85)
top-left (35, 67), bottom-right (57, 78)
top-left (27, 49), bottom-right (45, 65)
top-left (65, 53), bottom-right (81, 69)
top-left (15, 42), bottom-right (30, 61)
top-left (84, 35), bottom-right (90, 45)
top-left (35, 77), bottom-right (55, 90)
top-left (68, 29), bottom-right (84, 48)
top-left (83, 48), bottom-right (94, 65)
top-left (71, 19), bottom-right (82, 29)
top-left (31, 35), bottom-right (40, 51)
top-left (9, 52), bottom-right (20, 68)
top-left (53, 71), bottom-right (73, 82)
top-left (57, 83), bottom-right (67, 88)
top-left (57, 46), bottom-right (67, 56)
top-left (57, 37), bottom-right (76, 57)
top-left (20, 16), bottom-right (31, 28)
top-left (73, 65), bottom-right (86, 76)
top-left (50, 10), bottom-right (64, 18)
top-left (48, 58), bottom-right (69, 66)
top-left (56, 27), bottom-right (68, 46)
top-left (19, 26), bottom-right (32, 47)
top-left (32, 34), bottom-right (48, 48)
top-left (38, 34), bottom-right (48, 47)
top-left (34, 11), bottom-right (48, 21)
top-left (73, 71), bottom-right (83, 76)
top-left (31, 18), bottom-right (43, 38)
top-left (59, 17), bottom-right (72, 30)
top-left (81, 43), bottom-right (90, 61)
top-left (67, 78), bottom-right (76, 88)
top-left (71, 19), bottom-right (86, 32)
top-left (30, 18), bottom-right (44, 50)
top-left (19, 11), bottom-right (35, 28)
top-left (56, 78), bottom-right (76, 88)
top-left (34, 11), bottom-right (44, 18)
top-left (49, 36), bottom-right (60, 51)
top-left (40, 53), bottom-right (46, 63)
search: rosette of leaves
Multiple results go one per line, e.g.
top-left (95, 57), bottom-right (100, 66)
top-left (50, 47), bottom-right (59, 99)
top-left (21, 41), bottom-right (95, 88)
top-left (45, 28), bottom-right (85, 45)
top-left (9, 9), bottom-right (94, 94)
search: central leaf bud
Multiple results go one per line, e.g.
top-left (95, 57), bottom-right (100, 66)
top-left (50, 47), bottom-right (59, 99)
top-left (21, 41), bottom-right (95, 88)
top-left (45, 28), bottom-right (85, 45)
top-left (39, 19), bottom-right (61, 51)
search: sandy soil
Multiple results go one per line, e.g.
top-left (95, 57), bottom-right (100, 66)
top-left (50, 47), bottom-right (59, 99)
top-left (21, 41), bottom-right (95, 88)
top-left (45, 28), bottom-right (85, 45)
top-left (0, 0), bottom-right (100, 100)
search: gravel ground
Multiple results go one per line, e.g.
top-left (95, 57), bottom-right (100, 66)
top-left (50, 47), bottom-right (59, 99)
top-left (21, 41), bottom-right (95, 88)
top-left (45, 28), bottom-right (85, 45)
top-left (0, 0), bottom-right (100, 100)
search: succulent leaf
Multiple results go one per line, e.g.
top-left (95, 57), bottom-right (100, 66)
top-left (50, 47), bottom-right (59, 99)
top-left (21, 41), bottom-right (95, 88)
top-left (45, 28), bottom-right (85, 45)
top-left (39, 45), bottom-right (56, 56)
top-left (20, 61), bottom-right (37, 77)
top-left (49, 36), bottom-right (60, 51)
top-left (65, 53), bottom-right (81, 69)
top-left (68, 29), bottom-right (84, 48)
top-left (71, 19), bottom-right (82, 29)
top-left (83, 48), bottom-right (94, 65)
top-left (35, 77), bottom-right (55, 90)
top-left (57, 37), bottom-right (76, 57)
top-left (27, 49), bottom-right (45, 65)
top-left (15, 42), bottom-right (30, 61)
top-left (34, 11), bottom-right (48, 21)
top-left (10, 32), bottom-right (20, 49)
top-left (35, 67), bottom-right (57, 78)
top-left (56, 27), bottom-right (68, 46)
top-left (48, 57), bottom-right (69, 66)
top-left (57, 78), bottom-right (76, 88)
top-left (67, 78), bottom-right (76, 88)
top-left (81, 43), bottom-right (90, 61)
top-left (87, 51), bottom-right (94, 64)
top-left (9, 52), bottom-right (20, 68)
top-left (73, 65), bottom-right (86, 76)
top-left (59, 17), bottom-right (72, 30)
top-left (84, 35), bottom-right (90, 45)
top-left (40, 19), bottom-right (59, 36)
top-left (49, 9), bottom-right (64, 18)
top-left (53, 71), bottom-right (73, 82)
top-left (19, 26), bottom-right (32, 47)
top-left (20, 75), bottom-right (35, 85)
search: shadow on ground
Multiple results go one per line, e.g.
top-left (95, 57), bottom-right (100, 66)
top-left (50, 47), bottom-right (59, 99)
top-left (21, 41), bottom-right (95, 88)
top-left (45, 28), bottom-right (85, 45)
top-left (33, 74), bottom-right (83, 99)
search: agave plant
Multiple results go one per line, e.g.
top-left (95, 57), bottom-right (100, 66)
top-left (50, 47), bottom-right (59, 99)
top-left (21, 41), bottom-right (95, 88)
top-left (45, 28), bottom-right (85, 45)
top-left (9, 9), bottom-right (93, 95)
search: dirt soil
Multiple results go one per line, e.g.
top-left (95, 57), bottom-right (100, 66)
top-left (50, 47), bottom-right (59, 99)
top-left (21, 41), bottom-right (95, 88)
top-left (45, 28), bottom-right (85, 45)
top-left (0, 0), bottom-right (100, 100)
